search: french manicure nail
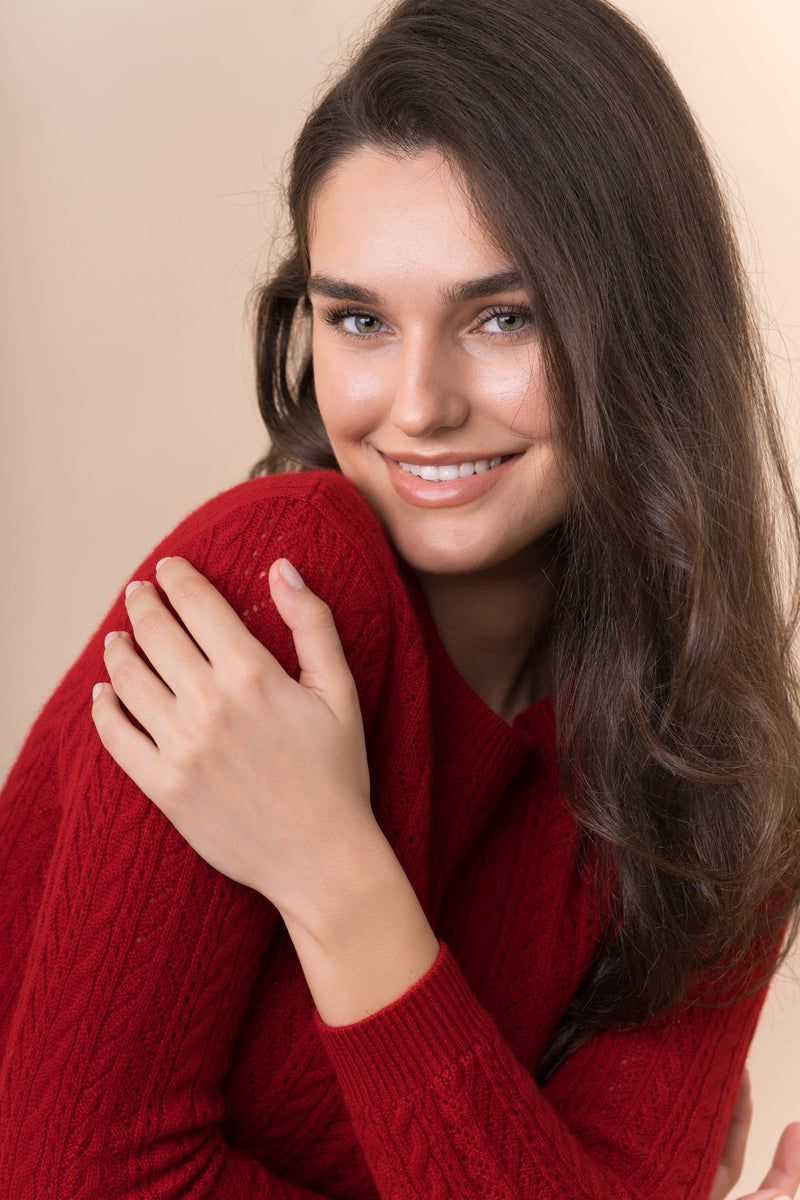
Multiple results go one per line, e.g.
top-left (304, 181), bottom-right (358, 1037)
top-left (156, 557), bottom-right (171, 571)
top-left (104, 631), bottom-right (122, 647)
top-left (279, 559), bottom-right (305, 590)
top-left (125, 581), bottom-right (144, 598)
top-left (92, 683), bottom-right (106, 702)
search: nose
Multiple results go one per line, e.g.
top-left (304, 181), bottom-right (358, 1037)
top-left (389, 334), bottom-right (469, 438)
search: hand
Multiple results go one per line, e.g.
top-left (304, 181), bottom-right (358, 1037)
top-left (92, 555), bottom-right (440, 1024)
top-left (91, 556), bottom-right (378, 928)
top-left (711, 1070), bottom-right (800, 1200)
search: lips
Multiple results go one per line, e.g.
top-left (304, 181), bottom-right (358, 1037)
top-left (379, 450), bottom-right (521, 508)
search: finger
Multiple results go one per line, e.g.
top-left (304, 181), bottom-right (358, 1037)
top-left (152, 557), bottom-right (276, 673)
top-left (268, 559), bottom-right (359, 704)
top-left (737, 1191), bottom-right (794, 1200)
top-left (103, 628), bottom-right (175, 744)
top-left (712, 1071), bottom-right (752, 1200)
top-left (123, 578), bottom-right (211, 695)
top-left (758, 1122), bottom-right (800, 1197)
top-left (91, 681), bottom-right (161, 796)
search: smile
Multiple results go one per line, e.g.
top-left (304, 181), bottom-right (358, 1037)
top-left (378, 449), bottom-right (522, 509)
top-left (397, 456), bottom-right (512, 482)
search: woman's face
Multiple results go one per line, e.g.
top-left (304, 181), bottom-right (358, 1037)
top-left (308, 146), bottom-right (568, 578)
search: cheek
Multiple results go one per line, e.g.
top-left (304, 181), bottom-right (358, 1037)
top-left (470, 346), bottom-right (552, 438)
top-left (312, 336), bottom-right (388, 448)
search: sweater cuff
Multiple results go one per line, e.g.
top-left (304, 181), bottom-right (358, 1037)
top-left (313, 941), bottom-right (495, 1108)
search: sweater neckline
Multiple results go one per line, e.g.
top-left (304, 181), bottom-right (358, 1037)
top-left (398, 560), bottom-right (556, 757)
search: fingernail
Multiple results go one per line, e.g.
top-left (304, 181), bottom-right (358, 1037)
top-left (104, 630), bottom-right (123, 647)
top-left (92, 683), bottom-right (106, 702)
top-left (279, 559), bottom-right (305, 590)
top-left (125, 580), bottom-right (144, 598)
top-left (156, 557), bottom-right (171, 571)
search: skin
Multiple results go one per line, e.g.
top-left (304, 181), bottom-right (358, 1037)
top-left (95, 556), bottom-right (440, 1024)
top-left (308, 147), bottom-right (568, 720)
top-left (710, 1071), bottom-right (800, 1200)
top-left (90, 147), bottom-right (799, 1196)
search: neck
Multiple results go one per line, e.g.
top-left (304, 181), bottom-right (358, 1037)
top-left (414, 544), bottom-right (560, 723)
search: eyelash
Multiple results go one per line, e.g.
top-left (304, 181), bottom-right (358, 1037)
top-left (479, 306), bottom-right (534, 339)
top-left (319, 308), bottom-right (386, 340)
top-left (318, 304), bottom-right (533, 342)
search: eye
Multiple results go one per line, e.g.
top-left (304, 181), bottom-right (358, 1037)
top-left (339, 311), bottom-right (386, 337)
top-left (494, 313), bottom-right (526, 333)
top-left (480, 307), bottom-right (531, 336)
top-left (317, 307), bottom-right (389, 339)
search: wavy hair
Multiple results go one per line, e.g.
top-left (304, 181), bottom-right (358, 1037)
top-left (251, 0), bottom-right (800, 1076)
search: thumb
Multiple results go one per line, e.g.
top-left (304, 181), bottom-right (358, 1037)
top-left (268, 559), bottom-right (357, 703)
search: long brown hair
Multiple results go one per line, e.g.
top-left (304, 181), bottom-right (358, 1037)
top-left (251, 0), bottom-right (800, 1076)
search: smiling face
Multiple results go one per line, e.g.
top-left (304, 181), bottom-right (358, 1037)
top-left (308, 146), bottom-right (569, 579)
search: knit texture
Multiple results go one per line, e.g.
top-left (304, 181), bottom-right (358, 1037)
top-left (0, 470), bottom-right (768, 1198)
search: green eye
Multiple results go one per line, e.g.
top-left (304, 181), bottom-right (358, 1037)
top-left (494, 313), bottom-right (526, 332)
top-left (343, 313), bottom-right (383, 335)
top-left (480, 307), bottom-right (531, 335)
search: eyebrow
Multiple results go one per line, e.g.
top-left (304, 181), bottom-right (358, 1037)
top-left (306, 269), bottom-right (526, 307)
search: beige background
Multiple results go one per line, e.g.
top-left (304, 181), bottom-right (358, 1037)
top-left (1, 0), bottom-right (798, 1189)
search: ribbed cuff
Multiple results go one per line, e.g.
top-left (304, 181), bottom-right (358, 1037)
top-left (313, 941), bottom-right (495, 1109)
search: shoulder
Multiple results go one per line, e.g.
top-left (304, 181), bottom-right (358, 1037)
top-left (153, 471), bottom-right (408, 635)
top-left (163, 470), bottom-right (397, 591)
top-left (172, 470), bottom-right (383, 547)
top-left (17, 471), bottom-right (417, 799)
top-left (33, 471), bottom-right (410, 732)
top-left (150, 471), bottom-right (416, 714)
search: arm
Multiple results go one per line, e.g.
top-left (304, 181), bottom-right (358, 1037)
top-left (0, 474), bottom-right (402, 1199)
top-left (92, 558), bottom-right (787, 1200)
top-left (95, 556), bottom-right (439, 1026)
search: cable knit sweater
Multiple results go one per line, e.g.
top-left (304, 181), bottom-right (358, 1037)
top-left (0, 470), bottom-right (769, 1199)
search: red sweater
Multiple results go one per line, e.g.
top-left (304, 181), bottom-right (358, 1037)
top-left (0, 470), bottom-right (768, 1199)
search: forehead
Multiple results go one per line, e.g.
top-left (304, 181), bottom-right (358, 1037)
top-left (307, 145), bottom-right (514, 281)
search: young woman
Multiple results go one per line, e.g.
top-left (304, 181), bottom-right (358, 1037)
top-left (1, 0), bottom-right (799, 1196)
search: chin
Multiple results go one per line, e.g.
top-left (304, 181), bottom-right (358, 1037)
top-left (388, 526), bottom-right (521, 578)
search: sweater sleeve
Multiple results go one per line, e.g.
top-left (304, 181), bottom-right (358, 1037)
top-left (0, 472), bottom-right (398, 1200)
top-left (316, 940), bottom-right (769, 1200)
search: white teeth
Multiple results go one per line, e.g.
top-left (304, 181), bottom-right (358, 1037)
top-left (397, 456), bottom-right (509, 481)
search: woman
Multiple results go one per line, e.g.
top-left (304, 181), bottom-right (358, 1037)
top-left (1, 0), bottom-right (799, 1195)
